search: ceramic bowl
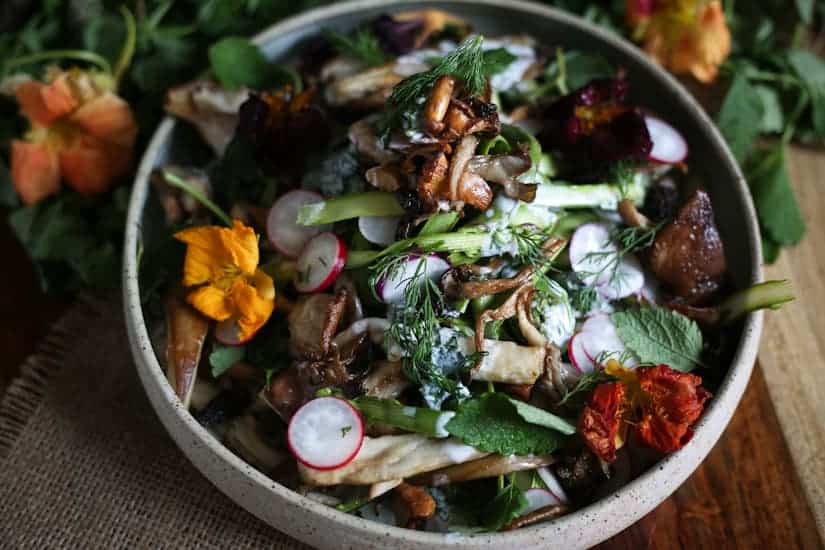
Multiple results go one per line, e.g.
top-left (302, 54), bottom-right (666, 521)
top-left (123, 1), bottom-right (764, 548)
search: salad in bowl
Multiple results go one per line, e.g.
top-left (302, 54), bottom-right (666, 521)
top-left (139, 9), bottom-right (791, 534)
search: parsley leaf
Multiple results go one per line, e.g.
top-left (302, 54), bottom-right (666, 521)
top-left (611, 308), bottom-right (703, 372)
top-left (717, 73), bottom-right (764, 163)
top-left (322, 28), bottom-right (386, 66)
top-left (209, 344), bottom-right (245, 378)
top-left (445, 393), bottom-right (569, 455)
top-left (747, 144), bottom-right (806, 246)
top-left (208, 36), bottom-right (273, 89)
top-left (788, 50), bottom-right (825, 138)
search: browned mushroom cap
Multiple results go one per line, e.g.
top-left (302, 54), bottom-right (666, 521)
top-left (165, 289), bottom-right (210, 409)
top-left (456, 172), bottom-right (493, 210)
top-left (319, 288), bottom-right (349, 356)
top-left (442, 97), bottom-right (501, 141)
top-left (423, 75), bottom-right (455, 135)
top-left (287, 294), bottom-right (334, 357)
top-left (466, 151), bottom-right (536, 202)
top-left (502, 504), bottom-right (570, 530)
top-left (393, 482), bottom-right (436, 529)
top-left (417, 151), bottom-right (450, 209)
top-left (365, 163), bottom-right (405, 192)
top-left (617, 197), bottom-right (650, 228)
top-left (409, 454), bottom-right (555, 486)
top-left (348, 119), bottom-right (399, 165)
top-left (648, 189), bottom-right (727, 304)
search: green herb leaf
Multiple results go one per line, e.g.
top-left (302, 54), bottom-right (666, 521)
top-left (506, 396), bottom-right (576, 435)
top-left (717, 73), bottom-right (764, 163)
top-left (482, 48), bottom-right (517, 76)
top-left (747, 144), bottom-right (806, 246)
top-left (445, 393), bottom-right (568, 455)
top-left (754, 85), bottom-right (784, 133)
top-left (209, 36), bottom-right (273, 89)
top-left (209, 344), bottom-right (245, 378)
top-left (611, 308), bottom-right (703, 372)
top-left (788, 50), bottom-right (825, 137)
top-left (322, 28), bottom-right (386, 66)
top-left (481, 479), bottom-right (528, 532)
top-left (795, 0), bottom-right (815, 24)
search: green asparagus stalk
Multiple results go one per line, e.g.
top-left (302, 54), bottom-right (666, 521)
top-left (719, 280), bottom-right (794, 323)
top-left (352, 397), bottom-right (454, 438)
top-left (297, 191), bottom-right (404, 225)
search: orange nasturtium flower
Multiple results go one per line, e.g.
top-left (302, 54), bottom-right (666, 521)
top-left (9, 67), bottom-right (137, 204)
top-left (174, 221), bottom-right (276, 341)
top-left (625, 0), bottom-right (731, 83)
top-left (579, 360), bottom-right (711, 462)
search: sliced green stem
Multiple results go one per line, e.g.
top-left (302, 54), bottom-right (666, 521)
top-left (162, 170), bottom-right (233, 226)
top-left (720, 280), bottom-right (794, 323)
top-left (5, 49), bottom-right (112, 74)
top-left (336, 496), bottom-right (369, 513)
top-left (345, 231), bottom-right (488, 269)
top-left (297, 191), bottom-right (404, 225)
top-left (352, 397), bottom-right (453, 438)
top-left (420, 212), bottom-right (460, 236)
top-left (533, 176), bottom-right (647, 210)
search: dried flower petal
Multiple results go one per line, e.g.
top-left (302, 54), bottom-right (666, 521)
top-left (579, 381), bottom-right (626, 463)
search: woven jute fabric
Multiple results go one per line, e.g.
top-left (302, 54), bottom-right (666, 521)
top-left (0, 296), bottom-right (310, 549)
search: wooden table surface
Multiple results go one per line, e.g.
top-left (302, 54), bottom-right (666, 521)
top-left (1, 146), bottom-right (823, 549)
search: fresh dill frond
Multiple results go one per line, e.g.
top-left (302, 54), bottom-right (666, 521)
top-left (556, 369), bottom-right (614, 408)
top-left (381, 36), bottom-right (486, 136)
top-left (611, 223), bottom-right (660, 253)
top-left (322, 28), bottom-right (386, 66)
top-left (569, 285), bottom-right (598, 313)
top-left (576, 222), bottom-right (661, 293)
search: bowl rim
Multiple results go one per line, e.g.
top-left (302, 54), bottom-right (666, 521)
top-left (123, 0), bottom-right (764, 547)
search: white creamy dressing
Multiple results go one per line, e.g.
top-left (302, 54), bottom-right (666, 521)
top-left (434, 411), bottom-right (456, 438)
top-left (477, 196), bottom-right (557, 258)
top-left (538, 301), bottom-right (576, 348)
top-left (441, 440), bottom-right (481, 462)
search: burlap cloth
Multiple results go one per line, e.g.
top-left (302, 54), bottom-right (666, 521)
top-left (0, 296), bottom-right (310, 549)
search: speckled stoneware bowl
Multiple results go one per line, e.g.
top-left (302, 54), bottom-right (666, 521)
top-left (123, 1), bottom-right (764, 547)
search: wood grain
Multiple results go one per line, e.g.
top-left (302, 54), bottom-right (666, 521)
top-left (759, 146), bottom-right (825, 536)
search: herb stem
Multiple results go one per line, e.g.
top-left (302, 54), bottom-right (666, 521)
top-left (162, 170), bottom-right (233, 226)
top-left (297, 191), bottom-right (404, 225)
top-left (5, 49), bottom-right (112, 74)
top-left (114, 6), bottom-right (137, 84)
top-left (352, 397), bottom-right (453, 437)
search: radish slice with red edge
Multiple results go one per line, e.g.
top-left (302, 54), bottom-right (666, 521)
top-left (567, 332), bottom-right (596, 374)
top-left (287, 396), bottom-right (364, 470)
top-left (376, 253), bottom-right (450, 304)
top-left (358, 215), bottom-right (401, 246)
top-left (645, 116), bottom-right (688, 164)
top-left (578, 313), bottom-right (637, 368)
top-left (294, 232), bottom-right (347, 293)
top-left (214, 317), bottom-right (255, 346)
top-left (267, 190), bottom-right (331, 258)
top-left (537, 467), bottom-right (570, 505)
top-left (522, 488), bottom-right (563, 515)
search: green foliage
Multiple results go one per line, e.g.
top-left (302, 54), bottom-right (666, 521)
top-left (209, 344), bottom-right (245, 378)
top-left (209, 36), bottom-right (274, 89)
top-left (747, 145), bottom-right (806, 247)
top-left (612, 307), bottom-right (703, 372)
top-left (481, 477), bottom-right (529, 531)
top-left (322, 28), bottom-right (386, 66)
top-left (445, 393), bottom-right (570, 455)
top-left (717, 73), bottom-right (764, 164)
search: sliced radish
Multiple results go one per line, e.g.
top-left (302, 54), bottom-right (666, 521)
top-left (376, 254), bottom-right (450, 304)
top-left (570, 222), bottom-right (644, 300)
top-left (214, 317), bottom-right (255, 346)
top-left (294, 232), bottom-right (347, 293)
top-left (645, 116), bottom-right (687, 164)
top-left (267, 190), bottom-right (331, 258)
top-left (578, 313), bottom-right (637, 368)
top-left (287, 396), bottom-right (364, 470)
top-left (522, 488), bottom-right (563, 515)
top-left (570, 223), bottom-right (615, 287)
top-left (537, 467), bottom-right (570, 505)
top-left (358, 215), bottom-right (401, 246)
top-left (596, 254), bottom-right (645, 300)
top-left (568, 333), bottom-right (596, 374)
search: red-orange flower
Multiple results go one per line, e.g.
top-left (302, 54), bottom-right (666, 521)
top-left (8, 68), bottom-right (137, 204)
top-left (578, 361), bottom-right (711, 462)
top-left (625, 0), bottom-right (731, 83)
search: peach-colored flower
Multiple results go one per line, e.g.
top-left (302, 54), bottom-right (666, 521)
top-left (626, 0), bottom-right (731, 83)
top-left (9, 67), bottom-right (137, 204)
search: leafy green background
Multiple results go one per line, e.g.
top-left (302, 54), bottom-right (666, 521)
top-left (0, 0), bottom-right (821, 292)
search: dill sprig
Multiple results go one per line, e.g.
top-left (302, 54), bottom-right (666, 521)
top-left (381, 36), bottom-right (486, 136)
top-left (556, 369), bottom-right (614, 408)
top-left (578, 223), bottom-right (660, 291)
top-left (322, 28), bottom-right (386, 66)
top-left (369, 252), bottom-right (467, 401)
